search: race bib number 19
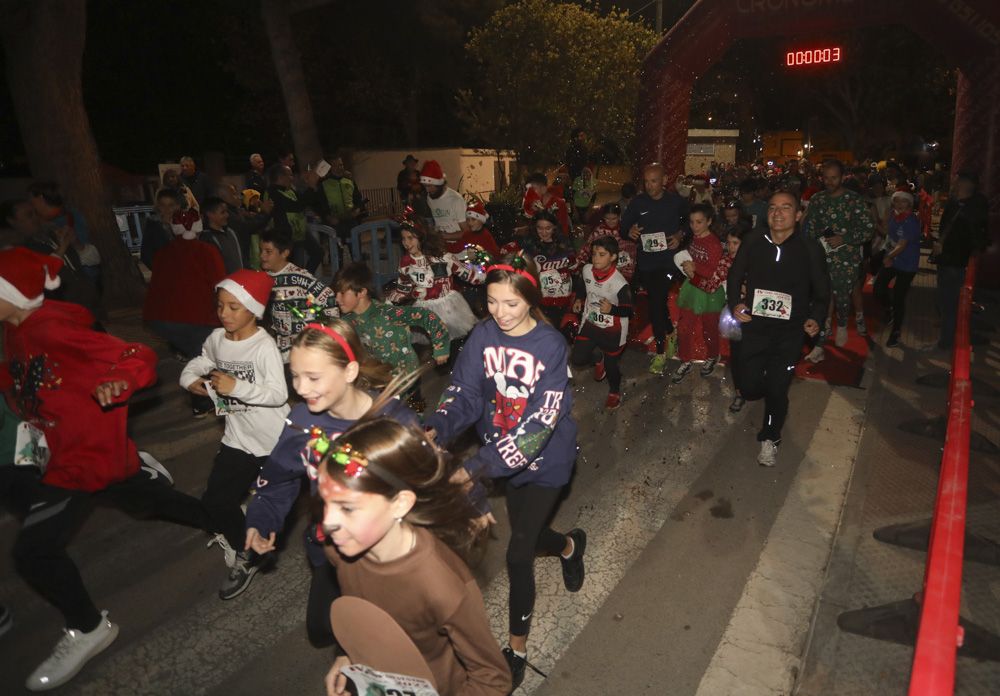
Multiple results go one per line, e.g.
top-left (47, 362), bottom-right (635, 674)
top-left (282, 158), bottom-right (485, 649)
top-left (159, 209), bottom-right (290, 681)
top-left (751, 288), bottom-right (792, 320)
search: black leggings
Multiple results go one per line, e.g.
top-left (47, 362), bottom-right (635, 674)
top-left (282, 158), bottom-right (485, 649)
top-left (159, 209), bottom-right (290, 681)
top-left (873, 267), bottom-right (916, 334)
top-left (203, 444), bottom-right (267, 550)
top-left (571, 335), bottom-right (624, 393)
top-left (637, 268), bottom-right (674, 352)
top-left (306, 562), bottom-right (341, 647)
top-left (506, 483), bottom-right (566, 637)
top-left (737, 328), bottom-right (804, 443)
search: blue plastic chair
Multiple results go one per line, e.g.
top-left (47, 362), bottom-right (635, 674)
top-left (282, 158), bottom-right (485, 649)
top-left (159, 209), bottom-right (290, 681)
top-left (307, 222), bottom-right (341, 284)
top-left (350, 220), bottom-right (400, 295)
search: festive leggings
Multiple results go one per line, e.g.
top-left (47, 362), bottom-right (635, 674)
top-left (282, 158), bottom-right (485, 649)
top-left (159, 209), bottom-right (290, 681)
top-left (677, 309), bottom-right (720, 362)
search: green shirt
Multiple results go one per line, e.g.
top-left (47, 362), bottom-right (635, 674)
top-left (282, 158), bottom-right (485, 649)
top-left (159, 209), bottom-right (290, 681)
top-left (342, 301), bottom-right (450, 373)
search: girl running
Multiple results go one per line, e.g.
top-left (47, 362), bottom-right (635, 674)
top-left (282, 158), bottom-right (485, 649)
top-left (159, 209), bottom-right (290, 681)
top-left (578, 203), bottom-right (637, 283)
top-left (425, 252), bottom-right (586, 691)
top-left (518, 210), bottom-right (581, 332)
top-left (722, 224), bottom-right (748, 412)
top-left (387, 215), bottom-right (482, 341)
top-left (318, 416), bottom-right (511, 696)
top-left (243, 319), bottom-right (419, 647)
top-left (571, 236), bottom-right (633, 410)
top-left (672, 203), bottom-right (727, 383)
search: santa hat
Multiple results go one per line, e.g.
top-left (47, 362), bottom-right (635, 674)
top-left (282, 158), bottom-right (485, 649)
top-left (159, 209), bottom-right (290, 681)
top-left (466, 200), bottom-right (489, 223)
top-left (0, 247), bottom-right (62, 310)
top-left (171, 209), bottom-right (203, 239)
top-left (891, 190), bottom-right (914, 207)
top-left (215, 269), bottom-right (273, 319)
top-left (420, 160), bottom-right (445, 186)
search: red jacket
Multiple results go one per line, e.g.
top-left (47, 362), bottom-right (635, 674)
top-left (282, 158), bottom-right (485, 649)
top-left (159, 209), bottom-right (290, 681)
top-left (143, 237), bottom-right (225, 325)
top-left (2, 301), bottom-right (158, 491)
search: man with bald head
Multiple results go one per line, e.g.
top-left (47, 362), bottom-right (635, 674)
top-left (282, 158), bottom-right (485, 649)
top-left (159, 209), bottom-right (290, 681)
top-left (727, 191), bottom-right (829, 467)
top-left (621, 163), bottom-right (690, 375)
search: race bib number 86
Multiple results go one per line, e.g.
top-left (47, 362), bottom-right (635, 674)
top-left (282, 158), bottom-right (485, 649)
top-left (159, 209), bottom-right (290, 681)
top-left (751, 288), bottom-right (792, 320)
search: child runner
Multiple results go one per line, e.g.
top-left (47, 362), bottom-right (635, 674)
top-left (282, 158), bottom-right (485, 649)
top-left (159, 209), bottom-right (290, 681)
top-left (578, 203), bottom-right (637, 283)
top-left (0, 248), bottom-right (207, 691)
top-left (386, 215), bottom-right (482, 342)
top-left (874, 191), bottom-right (921, 348)
top-left (459, 201), bottom-right (501, 258)
top-left (243, 320), bottom-right (419, 648)
top-left (519, 210), bottom-right (581, 333)
top-left (723, 224), bottom-right (748, 412)
top-left (672, 203), bottom-right (726, 383)
top-left (180, 269), bottom-right (290, 599)
top-left (425, 253), bottom-right (586, 691)
top-left (571, 236), bottom-right (633, 410)
top-left (258, 229), bottom-right (339, 363)
top-left (334, 262), bottom-right (449, 411)
top-left (318, 416), bottom-right (511, 696)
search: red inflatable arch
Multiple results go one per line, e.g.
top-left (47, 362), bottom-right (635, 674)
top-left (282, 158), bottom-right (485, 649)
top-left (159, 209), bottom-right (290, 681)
top-left (637, 0), bottom-right (1000, 286)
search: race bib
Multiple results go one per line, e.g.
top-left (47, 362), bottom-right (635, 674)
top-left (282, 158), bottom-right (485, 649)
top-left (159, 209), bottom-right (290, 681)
top-left (539, 269), bottom-right (568, 298)
top-left (15, 422), bottom-right (50, 474)
top-left (341, 664), bottom-right (438, 696)
top-left (617, 251), bottom-right (632, 268)
top-left (587, 309), bottom-right (614, 329)
top-left (752, 288), bottom-right (792, 320)
top-left (409, 269), bottom-right (433, 288)
top-left (640, 231), bottom-right (668, 252)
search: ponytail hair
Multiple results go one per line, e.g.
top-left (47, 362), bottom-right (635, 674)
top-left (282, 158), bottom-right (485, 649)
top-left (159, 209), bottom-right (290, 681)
top-left (485, 251), bottom-right (547, 324)
top-left (290, 317), bottom-right (394, 390)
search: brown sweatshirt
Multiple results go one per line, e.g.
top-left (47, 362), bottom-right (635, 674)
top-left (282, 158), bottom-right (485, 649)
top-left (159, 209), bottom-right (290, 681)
top-left (327, 527), bottom-right (511, 696)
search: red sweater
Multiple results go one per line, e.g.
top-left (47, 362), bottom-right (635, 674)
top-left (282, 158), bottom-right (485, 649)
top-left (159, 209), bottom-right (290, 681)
top-left (687, 234), bottom-right (723, 284)
top-left (2, 301), bottom-right (158, 491)
top-left (143, 237), bottom-right (225, 325)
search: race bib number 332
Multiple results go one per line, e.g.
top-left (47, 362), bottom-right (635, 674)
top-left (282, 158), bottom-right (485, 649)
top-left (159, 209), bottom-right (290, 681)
top-left (751, 288), bottom-right (792, 320)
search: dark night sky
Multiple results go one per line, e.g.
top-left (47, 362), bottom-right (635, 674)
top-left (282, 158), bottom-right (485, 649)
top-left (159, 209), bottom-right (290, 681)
top-left (0, 0), bottom-right (952, 177)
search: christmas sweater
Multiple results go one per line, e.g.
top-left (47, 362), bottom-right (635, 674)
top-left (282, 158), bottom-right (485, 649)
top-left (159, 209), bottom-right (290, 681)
top-left (687, 234), bottom-right (723, 284)
top-left (387, 252), bottom-right (483, 303)
top-left (522, 189), bottom-right (570, 234)
top-left (577, 223), bottom-right (637, 282)
top-left (1, 301), bottom-right (158, 492)
top-left (267, 262), bottom-right (339, 362)
top-left (179, 327), bottom-right (290, 456)
top-left (519, 236), bottom-right (581, 308)
top-left (425, 319), bottom-right (577, 489)
top-left (341, 301), bottom-right (450, 373)
top-left (245, 397), bottom-right (418, 566)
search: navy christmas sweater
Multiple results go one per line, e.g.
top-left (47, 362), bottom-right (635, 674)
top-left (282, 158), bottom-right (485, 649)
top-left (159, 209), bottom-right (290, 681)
top-left (425, 319), bottom-right (578, 488)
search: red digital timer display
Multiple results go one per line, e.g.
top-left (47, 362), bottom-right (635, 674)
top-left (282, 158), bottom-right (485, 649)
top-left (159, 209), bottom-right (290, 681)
top-left (786, 47), bottom-right (842, 66)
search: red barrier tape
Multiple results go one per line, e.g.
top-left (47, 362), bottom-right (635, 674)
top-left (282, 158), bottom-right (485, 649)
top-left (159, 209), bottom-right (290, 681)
top-left (908, 258), bottom-right (978, 695)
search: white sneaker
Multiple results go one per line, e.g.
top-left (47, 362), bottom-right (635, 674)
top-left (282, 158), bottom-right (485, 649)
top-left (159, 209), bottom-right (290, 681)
top-left (26, 611), bottom-right (118, 691)
top-left (207, 533), bottom-right (237, 569)
top-left (835, 325), bottom-right (848, 347)
top-left (757, 440), bottom-right (778, 467)
top-left (138, 451), bottom-right (173, 486)
top-left (805, 346), bottom-right (825, 363)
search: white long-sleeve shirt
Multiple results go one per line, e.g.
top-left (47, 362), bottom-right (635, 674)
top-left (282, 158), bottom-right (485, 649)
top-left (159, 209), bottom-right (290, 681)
top-left (180, 327), bottom-right (290, 456)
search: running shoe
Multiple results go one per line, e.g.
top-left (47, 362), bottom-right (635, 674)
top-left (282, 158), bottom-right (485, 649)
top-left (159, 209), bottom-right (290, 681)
top-left (594, 358), bottom-right (606, 382)
top-left (671, 361), bottom-right (692, 384)
top-left (886, 332), bottom-right (901, 348)
top-left (25, 611), bottom-right (118, 692)
top-left (560, 528), bottom-right (587, 592)
top-left (805, 346), bottom-right (825, 363)
top-left (648, 353), bottom-right (667, 376)
top-left (757, 440), bottom-right (778, 467)
top-left (605, 392), bottom-right (621, 411)
top-left (219, 552), bottom-right (260, 601)
top-left (699, 356), bottom-right (720, 377)
top-left (503, 647), bottom-right (526, 692)
top-left (729, 395), bottom-right (746, 412)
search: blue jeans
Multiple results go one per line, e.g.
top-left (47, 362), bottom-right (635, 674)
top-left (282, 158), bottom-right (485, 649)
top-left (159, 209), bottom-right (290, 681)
top-left (935, 265), bottom-right (966, 348)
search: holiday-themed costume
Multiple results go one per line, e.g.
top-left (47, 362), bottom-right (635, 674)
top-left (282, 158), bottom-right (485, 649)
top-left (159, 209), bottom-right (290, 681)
top-left (802, 188), bottom-right (874, 324)
top-left (426, 318), bottom-right (579, 638)
top-left (519, 235), bottom-right (582, 329)
top-left (676, 233), bottom-right (726, 362)
top-left (324, 526), bottom-right (511, 695)
top-left (245, 398), bottom-right (417, 643)
top-left (578, 223), bottom-right (637, 282)
top-left (522, 189), bottom-right (570, 235)
top-left (387, 252), bottom-right (482, 340)
top-left (572, 264), bottom-right (633, 397)
top-left (267, 262), bottom-right (339, 362)
top-left (340, 301), bottom-right (450, 374)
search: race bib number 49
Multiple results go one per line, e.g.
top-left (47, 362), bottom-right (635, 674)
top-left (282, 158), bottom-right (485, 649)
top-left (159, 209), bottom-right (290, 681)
top-left (640, 231), bottom-right (668, 252)
top-left (752, 288), bottom-right (792, 320)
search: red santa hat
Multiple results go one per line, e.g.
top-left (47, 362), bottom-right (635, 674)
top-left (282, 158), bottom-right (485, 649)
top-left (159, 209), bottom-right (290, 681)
top-left (215, 269), bottom-right (273, 319)
top-left (171, 208), bottom-right (203, 239)
top-left (419, 160), bottom-right (445, 186)
top-left (466, 200), bottom-right (489, 223)
top-left (0, 247), bottom-right (63, 310)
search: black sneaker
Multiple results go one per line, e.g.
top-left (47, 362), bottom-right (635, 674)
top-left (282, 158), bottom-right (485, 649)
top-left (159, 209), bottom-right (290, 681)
top-left (219, 553), bottom-right (260, 600)
top-left (0, 604), bottom-right (11, 638)
top-left (729, 395), bottom-right (746, 413)
top-left (560, 528), bottom-right (587, 593)
top-left (699, 356), bottom-right (720, 377)
top-left (192, 406), bottom-right (211, 419)
top-left (502, 646), bottom-right (526, 692)
top-left (886, 332), bottom-right (900, 348)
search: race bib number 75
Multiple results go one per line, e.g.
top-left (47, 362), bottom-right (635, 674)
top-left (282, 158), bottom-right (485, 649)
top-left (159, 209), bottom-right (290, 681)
top-left (751, 288), bottom-right (792, 320)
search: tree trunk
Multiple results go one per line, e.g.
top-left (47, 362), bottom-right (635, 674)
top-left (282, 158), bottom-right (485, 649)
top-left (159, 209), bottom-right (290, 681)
top-left (1, 0), bottom-right (145, 308)
top-left (261, 0), bottom-right (324, 169)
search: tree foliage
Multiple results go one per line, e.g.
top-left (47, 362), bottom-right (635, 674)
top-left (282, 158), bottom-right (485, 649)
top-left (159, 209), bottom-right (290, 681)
top-left (459, 0), bottom-right (658, 167)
